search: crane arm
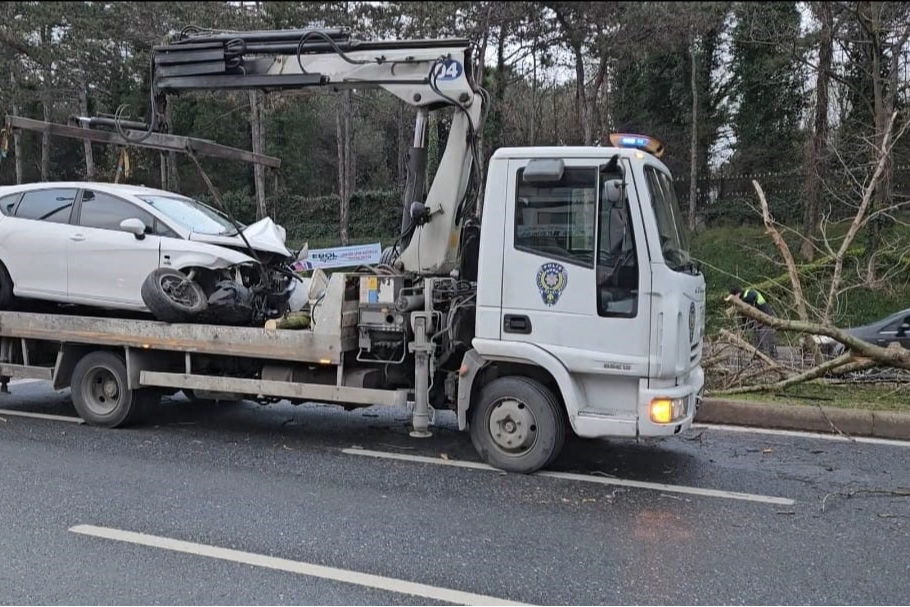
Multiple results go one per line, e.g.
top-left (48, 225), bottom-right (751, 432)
top-left (148, 27), bottom-right (487, 276)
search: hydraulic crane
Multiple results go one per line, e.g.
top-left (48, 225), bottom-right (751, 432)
top-left (144, 26), bottom-right (486, 279)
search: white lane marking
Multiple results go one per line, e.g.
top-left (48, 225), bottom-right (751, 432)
top-left (69, 524), bottom-right (532, 607)
top-left (694, 423), bottom-right (910, 448)
top-left (0, 409), bottom-right (84, 424)
top-left (341, 448), bottom-right (796, 506)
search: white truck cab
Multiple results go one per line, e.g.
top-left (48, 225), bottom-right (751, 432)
top-left (460, 136), bottom-right (705, 470)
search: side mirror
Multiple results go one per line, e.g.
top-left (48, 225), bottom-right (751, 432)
top-left (120, 218), bottom-right (147, 239)
top-left (898, 322), bottom-right (910, 337)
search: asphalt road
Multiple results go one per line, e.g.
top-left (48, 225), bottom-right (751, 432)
top-left (0, 380), bottom-right (909, 606)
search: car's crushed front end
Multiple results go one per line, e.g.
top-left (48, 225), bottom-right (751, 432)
top-left (144, 217), bottom-right (307, 326)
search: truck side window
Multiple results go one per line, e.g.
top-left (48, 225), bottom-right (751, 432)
top-left (596, 177), bottom-right (638, 318)
top-left (514, 166), bottom-right (597, 268)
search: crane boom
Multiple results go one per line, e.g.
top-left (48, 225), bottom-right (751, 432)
top-left (148, 26), bottom-right (486, 276)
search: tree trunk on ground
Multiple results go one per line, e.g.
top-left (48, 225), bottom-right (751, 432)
top-left (79, 86), bottom-right (95, 180)
top-left (727, 295), bottom-right (910, 371)
top-left (800, 2), bottom-right (833, 262)
top-left (688, 40), bottom-right (699, 231)
top-left (249, 90), bottom-right (267, 220)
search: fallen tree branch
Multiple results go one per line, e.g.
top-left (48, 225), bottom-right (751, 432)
top-left (753, 179), bottom-right (809, 323)
top-left (822, 487), bottom-right (910, 513)
top-left (711, 352), bottom-right (860, 395)
top-left (725, 296), bottom-right (910, 370)
top-left (718, 328), bottom-right (789, 375)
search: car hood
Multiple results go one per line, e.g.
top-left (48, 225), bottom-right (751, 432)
top-left (186, 217), bottom-right (292, 257)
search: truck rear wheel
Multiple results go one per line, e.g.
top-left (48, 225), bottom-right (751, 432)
top-left (71, 351), bottom-right (159, 428)
top-left (470, 376), bottom-right (566, 474)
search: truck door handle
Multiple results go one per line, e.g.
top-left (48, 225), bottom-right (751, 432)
top-left (504, 314), bottom-right (532, 334)
top-left (70, 234), bottom-right (85, 242)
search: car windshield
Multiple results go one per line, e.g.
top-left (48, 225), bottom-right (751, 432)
top-left (139, 195), bottom-right (239, 236)
top-left (643, 166), bottom-right (696, 274)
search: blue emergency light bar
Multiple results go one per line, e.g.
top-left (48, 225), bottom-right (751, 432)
top-left (609, 133), bottom-right (665, 158)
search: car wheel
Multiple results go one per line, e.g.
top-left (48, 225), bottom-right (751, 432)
top-left (0, 261), bottom-right (16, 310)
top-left (141, 268), bottom-right (208, 323)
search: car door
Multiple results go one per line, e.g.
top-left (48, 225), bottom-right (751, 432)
top-left (0, 187), bottom-right (77, 298)
top-left (499, 157), bottom-right (652, 385)
top-left (67, 189), bottom-right (163, 308)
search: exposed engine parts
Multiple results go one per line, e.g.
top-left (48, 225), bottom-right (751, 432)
top-left (141, 257), bottom-right (303, 326)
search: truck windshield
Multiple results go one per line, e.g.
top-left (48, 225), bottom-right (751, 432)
top-left (643, 166), bottom-right (696, 274)
top-left (139, 195), bottom-right (239, 236)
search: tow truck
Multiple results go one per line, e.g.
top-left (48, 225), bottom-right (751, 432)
top-left (0, 26), bottom-right (705, 473)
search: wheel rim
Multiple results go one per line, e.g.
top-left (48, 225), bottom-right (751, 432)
top-left (82, 366), bottom-right (122, 417)
top-left (487, 398), bottom-right (538, 456)
top-left (159, 274), bottom-right (200, 308)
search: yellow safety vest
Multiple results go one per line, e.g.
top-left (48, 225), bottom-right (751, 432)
top-left (744, 288), bottom-right (766, 306)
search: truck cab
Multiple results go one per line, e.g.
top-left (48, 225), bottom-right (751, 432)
top-left (461, 138), bottom-right (705, 471)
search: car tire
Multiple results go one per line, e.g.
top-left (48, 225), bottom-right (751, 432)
top-left (141, 268), bottom-right (208, 324)
top-left (0, 261), bottom-right (16, 310)
top-left (469, 376), bottom-right (566, 474)
top-left (70, 351), bottom-right (160, 428)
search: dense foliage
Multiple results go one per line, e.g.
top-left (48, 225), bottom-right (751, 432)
top-left (0, 1), bottom-right (908, 253)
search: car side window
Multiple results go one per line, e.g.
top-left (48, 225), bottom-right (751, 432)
top-left (14, 189), bottom-right (77, 224)
top-left (0, 193), bottom-right (21, 216)
top-left (79, 190), bottom-right (172, 236)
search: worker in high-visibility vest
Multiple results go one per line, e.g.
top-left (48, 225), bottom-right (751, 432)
top-left (730, 286), bottom-right (778, 357)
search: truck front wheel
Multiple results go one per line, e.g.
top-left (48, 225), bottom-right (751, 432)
top-left (470, 376), bottom-right (566, 474)
top-left (71, 351), bottom-right (159, 428)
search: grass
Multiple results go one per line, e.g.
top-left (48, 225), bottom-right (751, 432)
top-left (728, 382), bottom-right (910, 412)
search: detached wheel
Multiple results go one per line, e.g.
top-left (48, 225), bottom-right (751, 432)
top-left (470, 376), bottom-right (566, 474)
top-left (71, 351), bottom-right (159, 428)
top-left (141, 268), bottom-right (207, 323)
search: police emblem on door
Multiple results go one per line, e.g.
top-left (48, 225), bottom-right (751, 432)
top-left (537, 262), bottom-right (568, 307)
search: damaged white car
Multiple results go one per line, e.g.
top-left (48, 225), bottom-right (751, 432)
top-left (0, 181), bottom-right (306, 325)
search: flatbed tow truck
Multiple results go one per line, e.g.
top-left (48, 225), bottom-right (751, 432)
top-left (0, 26), bottom-right (706, 474)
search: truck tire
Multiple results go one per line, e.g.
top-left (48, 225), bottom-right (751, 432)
top-left (0, 261), bottom-right (16, 309)
top-left (470, 376), bottom-right (566, 474)
top-left (71, 351), bottom-right (159, 428)
top-left (141, 268), bottom-right (208, 323)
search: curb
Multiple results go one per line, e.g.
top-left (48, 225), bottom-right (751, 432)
top-left (696, 398), bottom-right (910, 441)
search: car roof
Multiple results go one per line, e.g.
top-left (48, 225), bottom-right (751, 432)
top-left (0, 181), bottom-right (185, 199)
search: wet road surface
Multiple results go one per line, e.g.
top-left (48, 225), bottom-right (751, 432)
top-left (0, 379), bottom-right (908, 605)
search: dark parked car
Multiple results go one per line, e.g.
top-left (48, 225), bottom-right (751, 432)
top-left (816, 308), bottom-right (910, 356)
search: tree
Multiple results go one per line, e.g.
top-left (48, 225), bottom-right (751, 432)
top-left (725, 2), bottom-right (806, 183)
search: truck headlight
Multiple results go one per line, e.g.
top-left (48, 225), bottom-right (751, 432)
top-left (650, 397), bottom-right (687, 424)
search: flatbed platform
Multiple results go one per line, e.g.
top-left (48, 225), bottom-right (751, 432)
top-left (0, 310), bottom-right (354, 364)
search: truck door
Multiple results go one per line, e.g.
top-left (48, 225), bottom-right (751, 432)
top-left (499, 157), bottom-right (652, 383)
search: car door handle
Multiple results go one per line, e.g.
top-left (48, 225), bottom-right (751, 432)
top-left (504, 314), bottom-right (532, 334)
top-left (70, 234), bottom-right (85, 242)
